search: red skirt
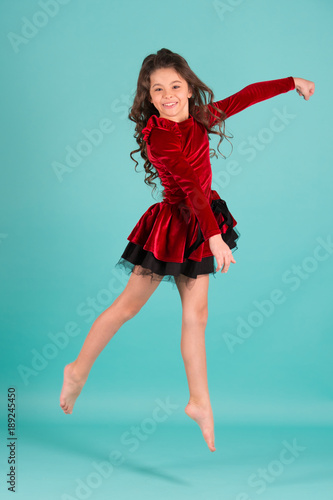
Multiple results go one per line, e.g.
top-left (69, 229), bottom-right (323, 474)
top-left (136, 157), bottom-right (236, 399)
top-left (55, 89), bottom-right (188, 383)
top-left (115, 197), bottom-right (240, 289)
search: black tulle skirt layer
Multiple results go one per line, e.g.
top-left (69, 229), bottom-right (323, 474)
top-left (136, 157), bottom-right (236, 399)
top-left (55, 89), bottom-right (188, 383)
top-left (115, 227), bottom-right (240, 290)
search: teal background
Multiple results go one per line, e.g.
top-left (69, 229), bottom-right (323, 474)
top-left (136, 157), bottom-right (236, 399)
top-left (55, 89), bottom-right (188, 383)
top-left (1, 0), bottom-right (332, 499)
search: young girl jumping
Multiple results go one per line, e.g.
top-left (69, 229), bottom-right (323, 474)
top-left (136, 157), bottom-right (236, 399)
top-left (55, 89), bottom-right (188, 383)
top-left (60, 48), bottom-right (315, 452)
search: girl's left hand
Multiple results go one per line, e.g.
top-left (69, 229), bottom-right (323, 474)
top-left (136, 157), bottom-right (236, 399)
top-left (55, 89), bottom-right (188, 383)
top-left (293, 77), bottom-right (315, 100)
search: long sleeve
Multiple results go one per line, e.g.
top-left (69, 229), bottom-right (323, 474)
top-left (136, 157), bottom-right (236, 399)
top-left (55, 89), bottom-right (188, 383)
top-left (148, 127), bottom-right (221, 241)
top-left (208, 76), bottom-right (295, 125)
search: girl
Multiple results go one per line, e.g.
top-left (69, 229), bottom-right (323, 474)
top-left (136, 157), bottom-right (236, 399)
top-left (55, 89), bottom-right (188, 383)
top-left (60, 48), bottom-right (315, 452)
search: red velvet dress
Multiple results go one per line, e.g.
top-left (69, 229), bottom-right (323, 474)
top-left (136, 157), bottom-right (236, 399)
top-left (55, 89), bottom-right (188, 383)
top-left (115, 77), bottom-right (295, 287)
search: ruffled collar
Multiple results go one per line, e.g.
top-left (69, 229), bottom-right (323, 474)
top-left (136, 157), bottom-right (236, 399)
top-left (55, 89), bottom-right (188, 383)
top-left (142, 114), bottom-right (194, 143)
top-left (161, 114), bottom-right (194, 124)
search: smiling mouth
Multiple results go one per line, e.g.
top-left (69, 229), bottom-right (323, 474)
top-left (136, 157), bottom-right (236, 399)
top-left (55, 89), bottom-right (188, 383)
top-left (163, 102), bottom-right (177, 108)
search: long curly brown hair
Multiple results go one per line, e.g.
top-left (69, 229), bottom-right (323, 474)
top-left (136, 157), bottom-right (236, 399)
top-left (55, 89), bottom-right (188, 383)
top-left (129, 48), bottom-right (233, 199)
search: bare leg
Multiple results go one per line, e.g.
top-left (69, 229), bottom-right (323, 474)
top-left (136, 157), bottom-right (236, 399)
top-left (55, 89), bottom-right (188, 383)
top-left (60, 267), bottom-right (161, 414)
top-left (175, 274), bottom-right (216, 452)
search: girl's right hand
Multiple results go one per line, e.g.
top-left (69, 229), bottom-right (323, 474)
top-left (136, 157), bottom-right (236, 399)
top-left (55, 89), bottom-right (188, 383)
top-left (293, 77), bottom-right (315, 100)
top-left (209, 234), bottom-right (236, 273)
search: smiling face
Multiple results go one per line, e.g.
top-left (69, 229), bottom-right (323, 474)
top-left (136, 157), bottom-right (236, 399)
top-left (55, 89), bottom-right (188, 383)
top-left (149, 67), bottom-right (193, 123)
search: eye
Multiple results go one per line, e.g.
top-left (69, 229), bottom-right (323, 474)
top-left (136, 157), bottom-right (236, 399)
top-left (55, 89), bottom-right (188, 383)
top-left (154, 85), bottom-right (181, 92)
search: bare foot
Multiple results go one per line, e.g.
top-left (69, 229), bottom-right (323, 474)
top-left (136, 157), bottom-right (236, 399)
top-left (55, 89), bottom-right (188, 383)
top-left (185, 401), bottom-right (216, 452)
top-left (59, 362), bottom-right (87, 414)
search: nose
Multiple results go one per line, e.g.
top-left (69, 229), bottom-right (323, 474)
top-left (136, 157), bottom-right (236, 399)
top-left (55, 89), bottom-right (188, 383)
top-left (162, 90), bottom-right (173, 99)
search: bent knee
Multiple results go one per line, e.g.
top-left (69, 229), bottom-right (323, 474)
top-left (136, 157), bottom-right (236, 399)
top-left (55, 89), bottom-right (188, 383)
top-left (115, 298), bottom-right (143, 321)
top-left (126, 304), bottom-right (142, 320)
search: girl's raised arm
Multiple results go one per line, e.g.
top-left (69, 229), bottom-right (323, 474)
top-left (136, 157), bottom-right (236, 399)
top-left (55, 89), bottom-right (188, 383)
top-left (207, 77), bottom-right (314, 126)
